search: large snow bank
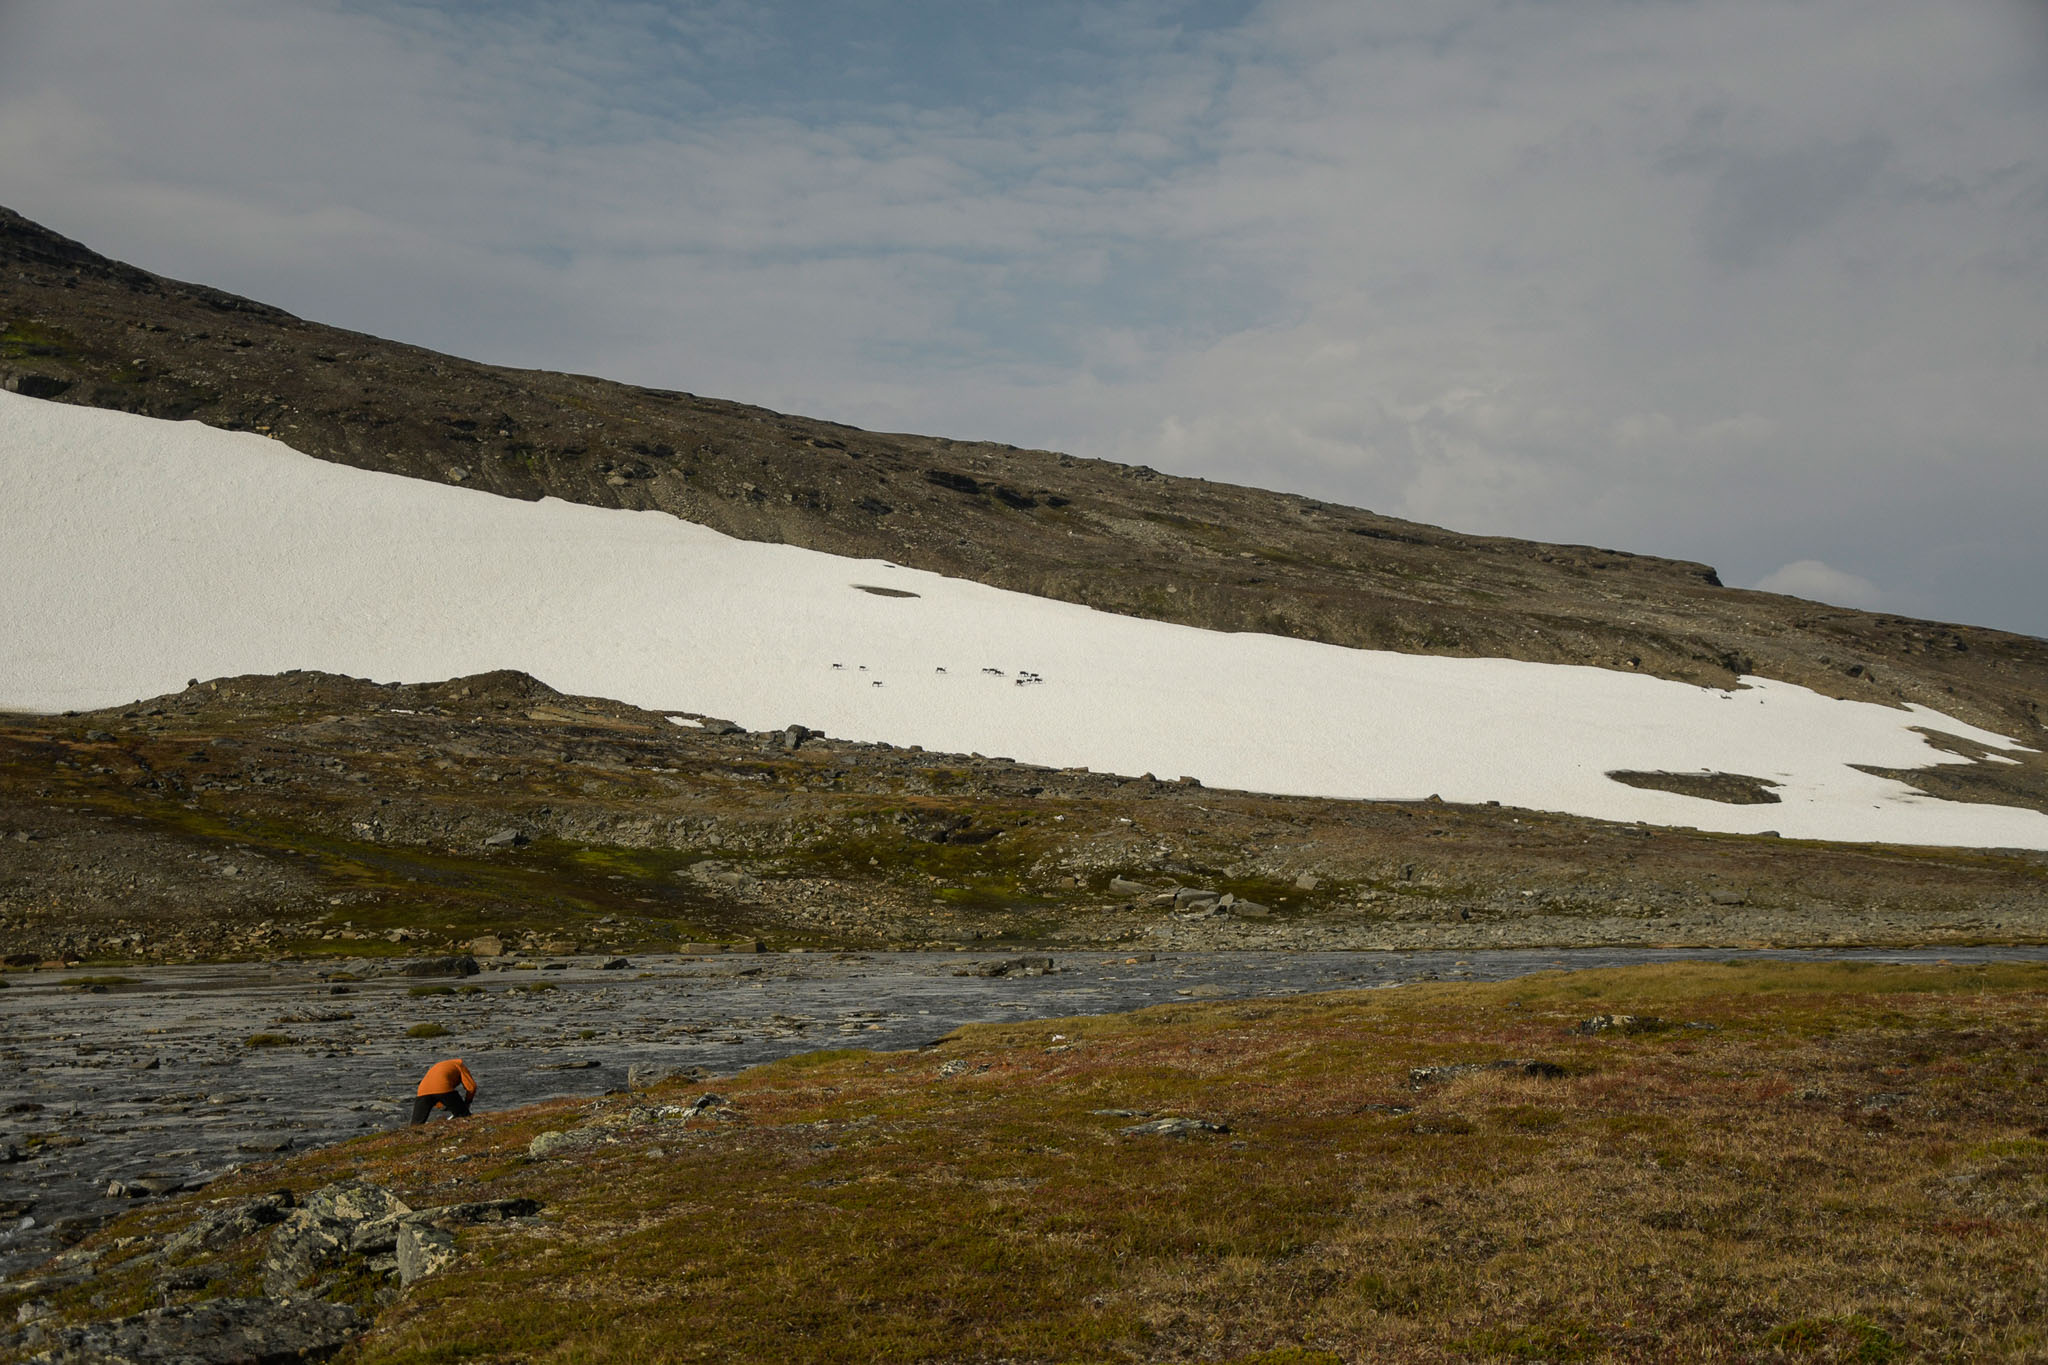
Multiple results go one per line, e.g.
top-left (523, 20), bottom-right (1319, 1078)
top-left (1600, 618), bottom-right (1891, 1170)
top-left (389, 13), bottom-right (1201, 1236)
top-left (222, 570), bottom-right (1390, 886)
top-left (2, 390), bottom-right (2043, 849)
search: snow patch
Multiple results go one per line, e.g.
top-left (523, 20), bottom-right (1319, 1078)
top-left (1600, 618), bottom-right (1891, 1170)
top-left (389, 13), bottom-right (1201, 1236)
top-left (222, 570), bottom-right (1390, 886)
top-left (2, 390), bottom-right (2043, 849)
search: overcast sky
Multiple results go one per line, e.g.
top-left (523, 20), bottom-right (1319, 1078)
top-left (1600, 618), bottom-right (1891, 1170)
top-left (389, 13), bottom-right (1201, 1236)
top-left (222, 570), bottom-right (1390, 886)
top-left (2, 1), bottom-right (2044, 636)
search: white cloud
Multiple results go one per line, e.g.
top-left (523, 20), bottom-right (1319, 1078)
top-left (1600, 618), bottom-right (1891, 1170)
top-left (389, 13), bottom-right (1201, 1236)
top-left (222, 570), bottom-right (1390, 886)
top-left (0, 0), bottom-right (2043, 635)
top-left (1754, 560), bottom-right (1886, 611)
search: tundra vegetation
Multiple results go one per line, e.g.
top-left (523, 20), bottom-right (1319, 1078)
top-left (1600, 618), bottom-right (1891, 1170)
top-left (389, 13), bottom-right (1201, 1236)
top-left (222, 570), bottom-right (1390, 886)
top-left (10, 962), bottom-right (2047, 1362)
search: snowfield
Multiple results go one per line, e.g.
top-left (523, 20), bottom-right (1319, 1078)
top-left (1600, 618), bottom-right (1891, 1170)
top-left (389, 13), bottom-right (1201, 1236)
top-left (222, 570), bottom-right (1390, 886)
top-left (3, 389), bottom-right (2044, 849)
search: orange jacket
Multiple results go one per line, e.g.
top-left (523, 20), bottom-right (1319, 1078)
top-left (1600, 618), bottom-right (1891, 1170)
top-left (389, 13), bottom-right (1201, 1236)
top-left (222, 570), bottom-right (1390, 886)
top-left (417, 1058), bottom-right (477, 1099)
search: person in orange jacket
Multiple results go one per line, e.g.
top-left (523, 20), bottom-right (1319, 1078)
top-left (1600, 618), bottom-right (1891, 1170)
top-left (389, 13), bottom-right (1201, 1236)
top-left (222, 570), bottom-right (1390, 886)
top-left (410, 1057), bottom-right (477, 1124)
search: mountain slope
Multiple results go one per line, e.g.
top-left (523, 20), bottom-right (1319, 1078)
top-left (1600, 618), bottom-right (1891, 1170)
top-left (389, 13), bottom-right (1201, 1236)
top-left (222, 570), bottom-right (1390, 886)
top-left (2, 205), bottom-right (2043, 749)
top-left (9, 389), bottom-right (2043, 849)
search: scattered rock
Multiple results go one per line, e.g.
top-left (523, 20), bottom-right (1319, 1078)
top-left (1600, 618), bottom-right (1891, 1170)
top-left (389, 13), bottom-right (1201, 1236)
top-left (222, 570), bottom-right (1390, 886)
top-left (1573, 1014), bottom-right (1667, 1036)
top-left (658, 1093), bottom-right (734, 1122)
top-left (1709, 889), bottom-right (1748, 906)
top-left (958, 956), bottom-right (1054, 979)
top-left (482, 828), bottom-right (527, 848)
top-left (414, 1198), bottom-right (542, 1228)
top-left (1408, 1059), bottom-right (1566, 1088)
top-left (1120, 1116), bottom-right (1229, 1137)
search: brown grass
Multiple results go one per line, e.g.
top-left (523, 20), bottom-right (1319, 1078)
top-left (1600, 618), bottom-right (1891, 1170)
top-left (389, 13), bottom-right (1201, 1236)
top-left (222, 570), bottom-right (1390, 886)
top-left (15, 962), bottom-right (2048, 1362)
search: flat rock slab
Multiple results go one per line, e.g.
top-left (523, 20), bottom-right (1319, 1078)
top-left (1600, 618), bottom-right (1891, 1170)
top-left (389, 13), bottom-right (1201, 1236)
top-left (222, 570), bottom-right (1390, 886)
top-left (27, 1297), bottom-right (359, 1364)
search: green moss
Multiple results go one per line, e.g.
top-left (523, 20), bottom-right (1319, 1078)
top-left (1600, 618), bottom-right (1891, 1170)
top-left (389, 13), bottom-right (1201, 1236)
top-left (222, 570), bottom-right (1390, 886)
top-left (406, 1023), bottom-right (450, 1039)
top-left (243, 1032), bottom-right (293, 1047)
top-left (1766, 1316), bottom-right (1900, 1362)
top-left (408, 985), bottom-right (454, 997)
top-left (1460, 1320), bottom-right (1605, 1361)
top-left (0, 318), bottom-right (78, 360)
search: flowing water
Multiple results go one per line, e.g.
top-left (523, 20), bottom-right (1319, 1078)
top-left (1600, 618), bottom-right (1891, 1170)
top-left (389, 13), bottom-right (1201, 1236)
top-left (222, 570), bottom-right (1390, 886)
top-left (6, 943), bottom-right (2046, 1280)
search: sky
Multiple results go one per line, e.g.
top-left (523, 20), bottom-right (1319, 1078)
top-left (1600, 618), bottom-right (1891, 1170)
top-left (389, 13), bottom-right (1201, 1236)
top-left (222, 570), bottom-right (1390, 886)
top-left (1, 0), bottom-right (2044, 636)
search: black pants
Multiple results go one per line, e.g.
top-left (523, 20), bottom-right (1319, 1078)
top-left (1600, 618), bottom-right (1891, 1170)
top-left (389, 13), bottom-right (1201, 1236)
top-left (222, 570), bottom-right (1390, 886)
top-left (409, 1089), bottom-right (472, 1124)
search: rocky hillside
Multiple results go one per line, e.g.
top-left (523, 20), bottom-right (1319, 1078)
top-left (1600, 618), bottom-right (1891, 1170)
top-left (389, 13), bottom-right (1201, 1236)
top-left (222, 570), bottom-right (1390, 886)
top-left (2, 206), bottom-right (2044, 747)
top-left (3, 670), bottom-right (2042, 966)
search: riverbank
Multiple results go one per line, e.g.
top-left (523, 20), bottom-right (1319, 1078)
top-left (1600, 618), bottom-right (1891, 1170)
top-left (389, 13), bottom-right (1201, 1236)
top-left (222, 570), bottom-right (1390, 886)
top-left (8, 958), bottom-right (2048, 1362)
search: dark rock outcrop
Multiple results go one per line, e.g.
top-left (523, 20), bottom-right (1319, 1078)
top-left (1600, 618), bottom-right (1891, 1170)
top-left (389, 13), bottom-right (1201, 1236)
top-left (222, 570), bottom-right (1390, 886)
top-left (25, 1298), bottom-right (360, 1364)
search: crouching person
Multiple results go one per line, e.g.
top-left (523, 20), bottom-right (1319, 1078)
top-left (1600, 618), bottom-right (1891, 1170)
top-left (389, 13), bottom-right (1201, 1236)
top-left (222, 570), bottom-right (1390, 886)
top-left (411, 1057), bottom-right (477, 1124)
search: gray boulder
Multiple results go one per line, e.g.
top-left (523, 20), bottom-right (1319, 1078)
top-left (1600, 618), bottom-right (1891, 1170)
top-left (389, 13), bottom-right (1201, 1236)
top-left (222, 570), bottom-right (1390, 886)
top-left (627, 1063), bottom-right (679, 1089)
top-left (526, 1129), bottom-right (587, 1159)
top-left (395, 1224), bottom-right (458, 1287)
top-left (262, 1181), bottom-right (412, 1296)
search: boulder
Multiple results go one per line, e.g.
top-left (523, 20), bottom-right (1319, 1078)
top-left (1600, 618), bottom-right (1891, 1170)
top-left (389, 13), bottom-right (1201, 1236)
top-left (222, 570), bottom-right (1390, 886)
top-left (263, 1181), bottom-right (412, 1296)
top-left (396, 1224), bottom-right (458, 1287)
top-left (467, 935), bottom-right (506, 958)
top-left (399, 955), bottom-right (479, 978)
top-left (526, 1130), bottom-right (584, 1159)
top-left (1107, 877), bottom-right (1152, 897)
top-left (627, 1063), bottom-right (675, 1089)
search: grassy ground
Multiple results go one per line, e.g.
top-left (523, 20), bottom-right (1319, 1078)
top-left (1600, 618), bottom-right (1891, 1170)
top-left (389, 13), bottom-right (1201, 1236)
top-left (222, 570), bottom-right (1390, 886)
top-left (19, 961), bottom-right (2048, 1362)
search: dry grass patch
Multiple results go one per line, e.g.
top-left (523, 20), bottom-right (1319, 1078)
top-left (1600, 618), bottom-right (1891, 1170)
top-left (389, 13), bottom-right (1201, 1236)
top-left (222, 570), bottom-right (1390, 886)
top-left (12, 962), bottom-right (2048, 1362)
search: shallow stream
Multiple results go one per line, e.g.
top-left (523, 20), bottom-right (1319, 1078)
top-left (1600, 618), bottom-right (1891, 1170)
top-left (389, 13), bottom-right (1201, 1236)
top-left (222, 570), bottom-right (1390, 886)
top-left (6, 943), bottom-right (2046, 1280)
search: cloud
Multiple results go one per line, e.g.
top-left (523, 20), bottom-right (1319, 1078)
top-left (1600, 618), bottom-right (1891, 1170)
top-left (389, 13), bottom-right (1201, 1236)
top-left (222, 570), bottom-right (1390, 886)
top-left (1754, 560), bottom-right (1886, 611)
top-left (0, 0), bottom-right (2044, 637)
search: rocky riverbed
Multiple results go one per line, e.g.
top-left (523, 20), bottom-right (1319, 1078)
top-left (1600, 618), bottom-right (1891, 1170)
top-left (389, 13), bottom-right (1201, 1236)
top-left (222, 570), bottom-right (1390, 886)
top-left (8, 943), bottom-right (2048, 1283)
